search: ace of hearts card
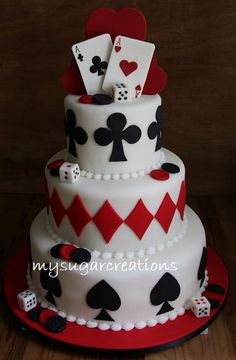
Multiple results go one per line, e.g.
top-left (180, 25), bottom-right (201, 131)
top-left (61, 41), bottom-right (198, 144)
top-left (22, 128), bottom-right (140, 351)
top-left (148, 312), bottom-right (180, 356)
top-left (102, 36), bottom-right (155, 98)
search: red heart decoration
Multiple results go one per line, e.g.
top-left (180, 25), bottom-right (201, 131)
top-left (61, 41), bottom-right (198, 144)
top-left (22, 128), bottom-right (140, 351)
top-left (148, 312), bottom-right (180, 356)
top-left (115, 45), bottom-right (121, 52)
top-left (120, 60), bottom-right (138, 76)
top-left (61, 58), bottom-right (86, 95)
top-left (85, 8), bottom-right (147, 41)
top-left (143, 56), bottom-right (168, 95)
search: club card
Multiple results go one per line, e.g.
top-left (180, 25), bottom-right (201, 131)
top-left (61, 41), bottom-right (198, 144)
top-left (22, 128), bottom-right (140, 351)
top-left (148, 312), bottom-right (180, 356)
top-left (102, 36), bottom-right (155, 98)
top-left (72, 34), bottom-right (112, 94)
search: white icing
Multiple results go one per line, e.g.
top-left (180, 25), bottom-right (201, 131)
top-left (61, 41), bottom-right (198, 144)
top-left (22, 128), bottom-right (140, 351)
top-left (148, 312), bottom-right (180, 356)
top-left (45, 148), bottom-right (185, 252)
top-left (65, 94), bottom-right (162, 175)
top-left (78, 152), bottom-right (165, 181)
top-left (27, 267), bottom-right (207, 332)
top-left (29, 206), bottom-right (207, 331)
top-left (45, 213), bottom-right (188, 259)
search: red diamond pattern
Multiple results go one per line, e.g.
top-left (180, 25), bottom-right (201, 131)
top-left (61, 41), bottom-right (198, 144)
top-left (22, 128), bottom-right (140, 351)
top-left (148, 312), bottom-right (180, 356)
top-left (155, 193), bottom-right (176, 233)
top-left (176, 181), bottom-right (186, 220)
top-left (50, 189), bottom-right (66, 227)
top-left (125, 199), bottom-right (154, 240)
top-left (47, 180), bottom-right (186, 242)
top-left (67, 195), bottom-right (92, 237)
top-left (93, 201), bottom-right (123, 243)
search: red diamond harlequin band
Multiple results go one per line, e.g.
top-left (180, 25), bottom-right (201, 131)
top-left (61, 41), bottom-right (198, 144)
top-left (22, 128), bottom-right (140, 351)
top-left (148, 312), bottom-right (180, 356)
top-left (45, 178), bottom-right (186, 243)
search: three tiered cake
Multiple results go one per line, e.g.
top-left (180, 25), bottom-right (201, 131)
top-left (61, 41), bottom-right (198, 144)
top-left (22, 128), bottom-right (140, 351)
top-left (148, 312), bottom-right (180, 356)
top-left (28, 8), bottom-right (209, 332)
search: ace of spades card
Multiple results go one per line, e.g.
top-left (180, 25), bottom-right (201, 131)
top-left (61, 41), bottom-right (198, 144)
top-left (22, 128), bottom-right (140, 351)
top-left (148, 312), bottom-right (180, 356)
top-left (72, 34), bottom-right (112, 94)
top-left (102, 35), bottom-right (155, 98)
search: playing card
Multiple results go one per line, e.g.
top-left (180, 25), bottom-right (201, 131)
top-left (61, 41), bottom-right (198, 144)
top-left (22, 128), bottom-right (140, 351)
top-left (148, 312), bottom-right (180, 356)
top-left (72, 34), bottom-right (112, 94)
top-left (102, 36), bottom-right (155, 98)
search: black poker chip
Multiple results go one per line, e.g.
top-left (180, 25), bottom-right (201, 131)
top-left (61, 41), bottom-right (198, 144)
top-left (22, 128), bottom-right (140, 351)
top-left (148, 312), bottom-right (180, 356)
top-left (46, 315), bottom-right (66, 333)
top-left (71, 247), bottom-right (92, 264)
top-left (161, 163), bottom-right (180, 174)
top-left (92, 94), bottom-right (113, 105)
top-left (50, 244), bottom-right (63, 258)
top-left (206, 283), bottom-right (225, 294)
top-left (28, 307), bottom-right (43, 322)
top-left (208, 298), bottom-right (220, 310)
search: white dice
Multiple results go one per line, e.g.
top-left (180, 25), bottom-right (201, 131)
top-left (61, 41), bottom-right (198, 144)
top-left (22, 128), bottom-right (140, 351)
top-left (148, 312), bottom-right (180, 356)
top-left (190, 296), bottom-right (211, 318)
top-left (17, 290), bottom-right (37, 312)
top-left (59, 162), bottom-right (80, 183)
top-left (112, 83), bottom-right (132, 103)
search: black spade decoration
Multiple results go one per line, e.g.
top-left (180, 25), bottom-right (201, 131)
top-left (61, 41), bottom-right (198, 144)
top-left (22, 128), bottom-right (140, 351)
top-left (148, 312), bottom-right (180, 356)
top-left (40, 264), bottom-right (62, 307)
top-left (197, 247), bottom-right (207, 287)
top-left (90, 56), bottom-right (108, 76)
top-left (94, 113), bottom-right (141, 162)
top-left (147, 105), bottom-right (162, 151)
top-left (86, 280), bottom-right (121, 321)
top-left (64, 109), bottom-right (88, 158)
top-left (150, 272), bottom-right (181, 315)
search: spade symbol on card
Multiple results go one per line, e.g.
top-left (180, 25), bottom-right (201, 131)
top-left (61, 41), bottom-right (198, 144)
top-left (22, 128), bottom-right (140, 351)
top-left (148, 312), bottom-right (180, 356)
top-left (150, 273), bottom-right (181, 315)
top-left (40, 264), bottom-right (62, 307)
top-left (197, 247), bottom-right (207, 287)
top-left (86, 280), bottom-right (121, 321)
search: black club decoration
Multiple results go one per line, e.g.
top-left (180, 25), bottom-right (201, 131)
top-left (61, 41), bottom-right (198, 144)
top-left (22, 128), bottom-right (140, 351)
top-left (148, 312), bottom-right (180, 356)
top-left (64, 109), bottom-right (88, 158)
top-left (147, 105), bottom-right (162, 151)
top-left (40, 264), bottom-right (62, 307)
top-left (94, 113), bottom-right (142, 162)
top-left (90, 56), bottom-right (108, 76)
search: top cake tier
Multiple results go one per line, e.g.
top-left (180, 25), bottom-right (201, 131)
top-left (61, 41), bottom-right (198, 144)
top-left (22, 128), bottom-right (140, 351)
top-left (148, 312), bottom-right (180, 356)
top-left (64, 94), bottom-right (162, 176)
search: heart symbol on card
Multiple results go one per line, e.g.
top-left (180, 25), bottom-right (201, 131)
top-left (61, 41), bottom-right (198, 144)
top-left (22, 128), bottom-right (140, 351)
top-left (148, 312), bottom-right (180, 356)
top-left (135, 84), bottom-right (142, 97)
top-left (115, 45), bottom-right (121, 52)
top-left (120, 60), bottom-right (138, 76)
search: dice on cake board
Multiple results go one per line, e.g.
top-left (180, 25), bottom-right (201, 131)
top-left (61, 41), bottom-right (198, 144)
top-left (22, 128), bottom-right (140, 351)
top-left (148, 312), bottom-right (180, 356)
top-left (190, 296), bottom-right (211, 318)
top-left (17, 290), bottom-right (37, 312)
top-left (59, 162), bottom-right (80, 183)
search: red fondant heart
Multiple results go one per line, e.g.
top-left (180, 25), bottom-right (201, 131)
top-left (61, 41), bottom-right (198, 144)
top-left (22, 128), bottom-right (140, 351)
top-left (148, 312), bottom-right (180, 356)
top-left (120, 60), bottom-right (138, 76)
top-left (143, 56), bottom-right (168, 95)
top-left (115, 45), bottom-right (121, 52)
top-left (61, 58), bottom-right (86, 95)
top-left (85, 8), bottom-right (147, 41)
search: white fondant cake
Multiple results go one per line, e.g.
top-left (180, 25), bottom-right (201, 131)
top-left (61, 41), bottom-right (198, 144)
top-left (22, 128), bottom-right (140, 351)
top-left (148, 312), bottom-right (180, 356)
top-left (28, 9), bottom-right (209, 333)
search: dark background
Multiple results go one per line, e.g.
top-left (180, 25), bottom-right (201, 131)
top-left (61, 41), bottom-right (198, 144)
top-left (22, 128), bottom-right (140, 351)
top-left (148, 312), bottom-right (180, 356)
top-left (1, 0), bottom-right (236, 195)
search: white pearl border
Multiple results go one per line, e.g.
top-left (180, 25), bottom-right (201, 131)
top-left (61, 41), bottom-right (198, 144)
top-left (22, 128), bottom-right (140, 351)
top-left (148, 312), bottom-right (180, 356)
top-left (26, 268), bottom-right (208, 332)
top-left (79, 150), bottom-right (165, 180)
top-left (45, 215), bottom-right (188, 260)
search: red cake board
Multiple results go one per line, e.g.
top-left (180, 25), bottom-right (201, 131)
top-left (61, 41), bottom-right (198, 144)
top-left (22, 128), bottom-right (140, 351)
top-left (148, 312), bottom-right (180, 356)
top-left (3, 245), bottom-right (228, 354)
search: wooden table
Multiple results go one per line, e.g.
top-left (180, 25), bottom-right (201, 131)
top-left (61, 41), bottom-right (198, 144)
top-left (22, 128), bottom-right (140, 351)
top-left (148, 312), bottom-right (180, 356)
top-left (0, 194), bottom-right (235, 359)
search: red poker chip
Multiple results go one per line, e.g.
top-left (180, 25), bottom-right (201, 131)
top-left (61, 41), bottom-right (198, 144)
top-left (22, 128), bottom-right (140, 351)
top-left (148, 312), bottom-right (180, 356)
top-left (39, 309), bottom-right (57, 324)
top-left (150, 169), bottom-right (170, 181)
top-left (47, 159), bottom-right (65, 170)
top-left (59, 244), bottom-right (76, 261)
top-left (79, 95), bottom-right (94, 104)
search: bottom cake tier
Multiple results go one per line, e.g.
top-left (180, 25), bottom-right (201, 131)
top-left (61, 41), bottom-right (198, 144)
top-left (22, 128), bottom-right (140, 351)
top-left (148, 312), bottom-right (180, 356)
top-left (29, 206), bottom-right (208, 331)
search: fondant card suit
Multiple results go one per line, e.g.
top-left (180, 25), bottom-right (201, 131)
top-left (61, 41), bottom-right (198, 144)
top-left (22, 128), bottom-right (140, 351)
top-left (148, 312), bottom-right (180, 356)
top-left (86, 280), bottom-right (121, 321)
top-left (102, 36), bottom-right (155, 98)
top-left (94, 112), bottom-right (141, 162)
top-left (198, 247), bottom-right (207, 287)
top-left (40, 264), bottom-right (62, 307)
top-left (85, 8), bottom-right (147, 42)
top-left (64, 109), bottom-right (88, 158)
top-left (150, 272), bottom-right (181, 315)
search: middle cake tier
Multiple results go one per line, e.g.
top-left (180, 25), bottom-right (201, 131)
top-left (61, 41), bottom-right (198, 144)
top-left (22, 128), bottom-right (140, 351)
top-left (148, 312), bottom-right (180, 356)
top-left (45, 148), bottom-right (186, 254)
